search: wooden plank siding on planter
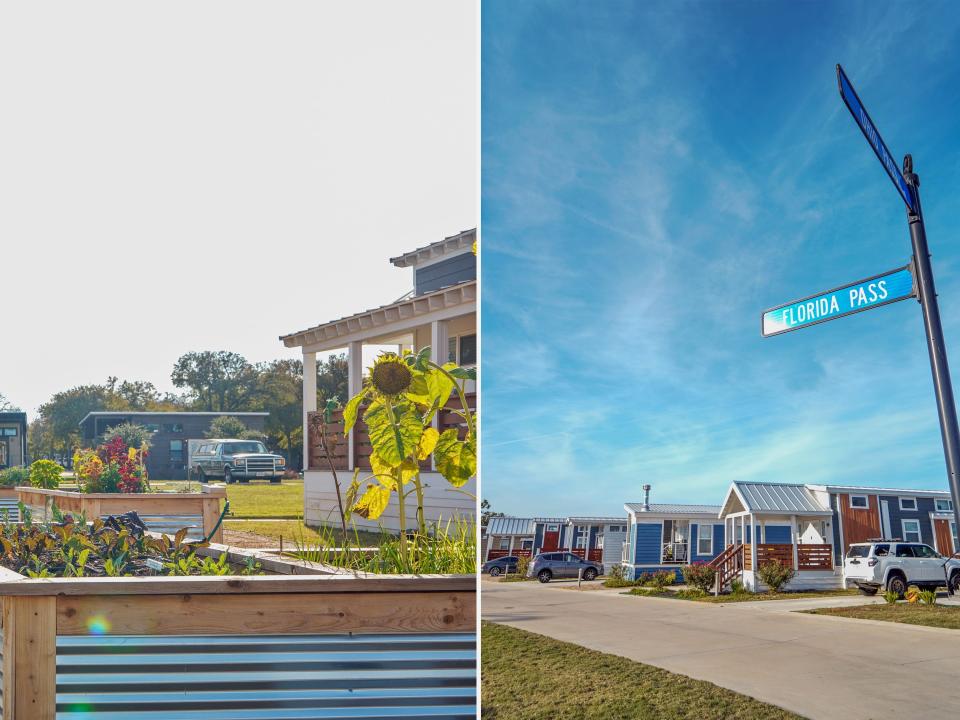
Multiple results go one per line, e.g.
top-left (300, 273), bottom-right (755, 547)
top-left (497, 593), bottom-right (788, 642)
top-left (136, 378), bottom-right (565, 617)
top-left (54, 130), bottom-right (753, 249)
top-left (15, 485), bottom-right (227, 543)
top-left (0, 544), bottom-right (475, 719)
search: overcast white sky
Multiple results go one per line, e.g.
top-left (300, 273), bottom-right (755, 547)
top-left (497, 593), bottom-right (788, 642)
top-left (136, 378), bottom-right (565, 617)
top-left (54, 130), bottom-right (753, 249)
top-left (0, 1), bottom-right (477, 415)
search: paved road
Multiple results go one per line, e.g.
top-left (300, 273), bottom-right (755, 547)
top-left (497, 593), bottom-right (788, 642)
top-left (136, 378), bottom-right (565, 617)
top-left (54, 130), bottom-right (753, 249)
top-left (482, 579), bottom-right (960, 719)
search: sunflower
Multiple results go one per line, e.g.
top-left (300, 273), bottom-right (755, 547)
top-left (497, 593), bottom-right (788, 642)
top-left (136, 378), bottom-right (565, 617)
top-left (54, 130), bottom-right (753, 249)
top-left (369, 354), bottom-right (413, 396)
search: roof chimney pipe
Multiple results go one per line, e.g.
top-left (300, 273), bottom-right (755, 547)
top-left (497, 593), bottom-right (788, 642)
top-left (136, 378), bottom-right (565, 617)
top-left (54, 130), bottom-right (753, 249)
top-left (642, 484), bottom-right (651, 511)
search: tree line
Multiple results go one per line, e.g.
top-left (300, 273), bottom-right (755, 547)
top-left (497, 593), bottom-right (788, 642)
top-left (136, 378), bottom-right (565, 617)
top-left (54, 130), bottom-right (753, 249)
top-left (24, 351), bottom-right (347, 469)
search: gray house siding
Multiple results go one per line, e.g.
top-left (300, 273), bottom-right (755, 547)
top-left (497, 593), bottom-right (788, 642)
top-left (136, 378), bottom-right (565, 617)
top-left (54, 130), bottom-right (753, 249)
top-left (414, 253), bottom-right (476, 295)
top-left (881, 494), bottom-right (937, 546)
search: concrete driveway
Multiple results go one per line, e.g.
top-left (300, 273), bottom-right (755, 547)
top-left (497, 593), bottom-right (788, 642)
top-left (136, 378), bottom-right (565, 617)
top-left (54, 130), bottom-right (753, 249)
top-left (483, 579), bottom-right (960, 719)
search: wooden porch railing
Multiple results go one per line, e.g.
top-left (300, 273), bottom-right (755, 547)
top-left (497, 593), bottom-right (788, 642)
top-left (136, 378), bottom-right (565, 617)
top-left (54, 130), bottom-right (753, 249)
top-left (755, 543), bottom-right (794, 569)
top-left (709, 542), bottom-right (744, 592)
top-left (798, 544), bottom-right (833, 570)
top-left (307, 393), bottom-right (476, 472)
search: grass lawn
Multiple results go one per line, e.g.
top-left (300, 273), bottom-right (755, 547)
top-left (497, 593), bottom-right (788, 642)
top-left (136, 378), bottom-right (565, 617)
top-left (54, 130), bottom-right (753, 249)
top-left (223, 519), bottom-right (386, 547)
top-left (223, 481), bottom-right (303, 518)
top-left (481, 622), bottom-right (803, 719)
top-left (805, 602), bottom-right (960, 629)
top-left (624, 587), bottom-right (858, 603)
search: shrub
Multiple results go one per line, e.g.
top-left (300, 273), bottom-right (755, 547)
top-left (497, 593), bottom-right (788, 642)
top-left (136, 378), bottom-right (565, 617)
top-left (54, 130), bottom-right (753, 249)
top-left (757, 560), bottom-right (795, 593)
top-left (919, 589), bottom-right (938, 605)
top-left (205, 416), bottom-right (264, 440)
top-left (730, 578), bottom-right (749, 595)
top-left (683, 562), bottom-right (716, 592)
top-left (648, 570), bottom-right (676, 591)
top-left (102, 422), bottom-right (152, 451)
top-left (29, 459), bottom-right (64, 489)
top-left (516, 555), bottom-right (531, 577)
top-left (603, 564), bottom-right (636, 588)
top-left (882, 590), bottom-right (900, 604)
top-left (0, 465), bottom-right (30, 487)
top-left (608, 563), bottom-right (625, 582)
top-left (95, 437), bottom-right (148, 493)
top-left (675, 588), bottom-right (708, 600)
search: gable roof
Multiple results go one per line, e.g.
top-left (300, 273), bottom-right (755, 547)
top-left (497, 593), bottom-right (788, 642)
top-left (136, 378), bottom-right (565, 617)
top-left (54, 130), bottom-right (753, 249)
top-left (721, 481), bottom-right (831, 517)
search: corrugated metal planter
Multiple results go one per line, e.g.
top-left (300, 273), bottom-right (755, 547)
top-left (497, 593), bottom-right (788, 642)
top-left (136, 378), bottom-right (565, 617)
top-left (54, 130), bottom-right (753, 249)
top-left (0, 542), bottom-right (476, 719)
top-left (15, 485), bottom-right (228, 543)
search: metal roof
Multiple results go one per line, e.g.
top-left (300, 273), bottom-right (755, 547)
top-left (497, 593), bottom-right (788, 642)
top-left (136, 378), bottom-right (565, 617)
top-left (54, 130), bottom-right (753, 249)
top-left (810, 483), bottom-right (951, 497)
top-left (566, 516), bottom-right (629, 523)
top-left (486, 517), bottom-right (536, 535)
top-left (79, 411), bottom-right (268, 426)
top-left (733, 482), bottom-right (830, 514)
top-left (625, 503), bottom-right (721, 515)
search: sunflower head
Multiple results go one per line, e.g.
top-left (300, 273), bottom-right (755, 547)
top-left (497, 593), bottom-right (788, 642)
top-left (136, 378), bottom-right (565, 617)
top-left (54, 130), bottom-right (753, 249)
top-left (369, 354), bottom-right (413, 397)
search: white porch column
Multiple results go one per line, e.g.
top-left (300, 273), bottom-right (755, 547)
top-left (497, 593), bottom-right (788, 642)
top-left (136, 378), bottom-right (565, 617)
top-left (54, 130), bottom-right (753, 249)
top-left (749, 513), bottom-right (758, 572)
top-left (347, 341), bottom-right (363, 470)
top-left (430, 319), bottom-right (450, 365)
top-left (302, 351), bottom-right (317, 471)
top-left (760, 521), bottom-right (766, 544)
top-left (791, 514), bottom-right (799, 570)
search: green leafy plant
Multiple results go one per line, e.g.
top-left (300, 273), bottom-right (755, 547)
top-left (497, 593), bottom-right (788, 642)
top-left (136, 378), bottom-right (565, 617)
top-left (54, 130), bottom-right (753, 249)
top-left (675, 588), bottom-right (708, 599)
top-left (683, 562), bottom-right (716, 593)
top-left (198, 553), bottom-right (231, 576)
top-left (0, 465), bottom-right (30, 488)
top-left (757, 560), bottom-right (796, 593)
top-left (28, 459), bottom-right (64, 489)
top-left (730, 578), bottom-right (749, 595)
top-left (649, 570), bottom-right (676, 591)
top-left (341, 347), bottom-right (476, 566)
top-left (515, 554), bottom-right (531, 577)
top-left (918, 589), bottom-right (938, 605)
top-left (882, 589), bottom-right (900, 604)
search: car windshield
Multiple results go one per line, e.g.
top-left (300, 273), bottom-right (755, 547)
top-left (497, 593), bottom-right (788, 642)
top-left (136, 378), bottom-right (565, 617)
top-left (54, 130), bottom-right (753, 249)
top-left (847, 546), bottom-right (871, 558)
top-left (222, 442), bottom-right (267, 454)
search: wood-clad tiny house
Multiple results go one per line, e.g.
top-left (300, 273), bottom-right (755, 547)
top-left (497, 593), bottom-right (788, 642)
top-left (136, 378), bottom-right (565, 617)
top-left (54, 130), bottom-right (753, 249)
top-left (0, 412), bottom-right (27, 470)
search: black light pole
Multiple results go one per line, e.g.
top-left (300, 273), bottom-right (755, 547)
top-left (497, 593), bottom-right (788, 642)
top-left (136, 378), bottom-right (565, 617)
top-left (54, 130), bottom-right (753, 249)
top-left (904, 154), bottom-right (960, 555)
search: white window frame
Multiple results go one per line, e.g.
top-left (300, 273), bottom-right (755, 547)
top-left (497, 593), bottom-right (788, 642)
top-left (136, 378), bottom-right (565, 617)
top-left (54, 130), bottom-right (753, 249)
top-left (936, 498), bottom-right (954, 513)
top-left (520, 538), bottom-right (533, 550)
top-left (697, 524), bottom-right (714, 556)
top-left (497, 537), bottom-right (510, 550)
top-left (899, 497), bottom-right (918, 511)
top-left (901, 519), bottom-right (921, 543)
top-left (575, 530), bottom-right (587, 549)
top-left (546, 524), bottom-right (559, 532)
top-left (596, 532), bottom-right (604, 549)
top-left (849, 494), bottom-right (869, 509)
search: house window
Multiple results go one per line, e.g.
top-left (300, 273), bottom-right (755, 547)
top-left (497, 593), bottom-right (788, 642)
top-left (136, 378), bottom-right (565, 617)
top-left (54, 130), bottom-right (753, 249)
top-left (546, 524), bottom-right (558, 532)
top-left (575, 532), bottom-right (587, 549)
top-left (497, 537), bottom-right (510, 550)
top-left (901, 519), bottom-right (921, 543)
top-left (899, 497), bottom-right (918, 511)
top-left (520, 538), bottom-right (533, 550)
top-left (936, 499), bottom-right (954, 513)
top-left (1, 428), bottom-right (18, 437)
top-left (144, 423), bottom-right (160, 433)
top-left (163, 423), bottom-right (184, 433)
top-left (697, 525), bottom-right (714, 556)
top-left (447, 337), bottom-right (458, 363)
top-left (596, 532), bottom-right (605, 549)
top-left (169, 440), bottom-right (184, 464)
top-left (459, 334), bottom-right (476, 366)
top-left (849, 495), bottom-right (869, 509)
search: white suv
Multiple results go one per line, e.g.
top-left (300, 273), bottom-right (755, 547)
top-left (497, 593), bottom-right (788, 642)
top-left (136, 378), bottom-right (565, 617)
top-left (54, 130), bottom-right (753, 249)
top-left (844, 541), bottom-right (960, 597)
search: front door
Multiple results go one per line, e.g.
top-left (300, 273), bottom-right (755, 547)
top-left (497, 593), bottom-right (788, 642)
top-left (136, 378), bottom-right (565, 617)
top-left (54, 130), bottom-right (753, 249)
top-left (0, 440), bottom-right (7, 469)
top-left (542, 524), bottom-right (560, 551)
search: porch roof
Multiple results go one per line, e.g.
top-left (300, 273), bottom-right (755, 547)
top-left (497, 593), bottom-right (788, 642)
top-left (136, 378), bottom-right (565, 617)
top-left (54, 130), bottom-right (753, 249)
top-left (279, 280), bottom-right (476, 350)
top-left (486, 517), bottom-right (538, 535)
top-left (625, 503), bottom-right (721, 516)
top-left (389, 228), bottom-right (476, 268)
top-left (721, 481), bottom-right (831, 517)
top-left (808, 483), bottom-right (952, 498)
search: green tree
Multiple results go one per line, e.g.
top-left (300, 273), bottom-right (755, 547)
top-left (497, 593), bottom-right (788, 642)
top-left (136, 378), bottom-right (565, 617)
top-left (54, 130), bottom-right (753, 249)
top-left (171, 351), bottom-right (258, 411)
top-left (481, 499), bottom-right (504, 526)
top-left (34, 384), bottom-right (114, 458)
top-left (0, 393), bottom-right (19, 412)
top-left (316, 354), bottom-right (348, 405)
top-left (204, 415), bottom-right (264, 440)
top-left (101, 422), bottom-right (153, 450)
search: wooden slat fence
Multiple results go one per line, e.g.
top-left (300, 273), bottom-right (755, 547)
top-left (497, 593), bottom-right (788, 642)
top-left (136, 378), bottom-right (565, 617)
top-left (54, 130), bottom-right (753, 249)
top-left (755, 543), bottom-right (794, 569)
top-left (798, 544), bottom-right (833, 570)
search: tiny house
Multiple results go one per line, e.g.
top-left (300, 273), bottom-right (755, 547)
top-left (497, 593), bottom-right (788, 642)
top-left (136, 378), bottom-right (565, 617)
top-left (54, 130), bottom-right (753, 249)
top-left (564, 517), bottom-right (628, 565)
top-left (0, 411), bottom-right (27, 469)
top-left (622, 487), bottom-right (723, 581)
top-left (484, 517), bottom-right (564, 560)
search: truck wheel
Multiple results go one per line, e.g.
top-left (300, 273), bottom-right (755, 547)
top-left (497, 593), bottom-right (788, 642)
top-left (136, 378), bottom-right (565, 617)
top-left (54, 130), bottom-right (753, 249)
top-left (224, 468), bottom-right (234, 484)
top-left (887, 574), bottom-right (907, 599)
top-left (196, 468), bottom-right (206, 483)
top-left (270, 477), bottom-right (282, 484)
top-left (951, 572), bottom-right (960, 594)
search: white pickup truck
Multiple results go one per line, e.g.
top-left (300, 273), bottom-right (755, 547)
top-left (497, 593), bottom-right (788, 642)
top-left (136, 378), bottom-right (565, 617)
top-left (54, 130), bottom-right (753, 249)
top-left (844, 540), bottom-right (960, 597)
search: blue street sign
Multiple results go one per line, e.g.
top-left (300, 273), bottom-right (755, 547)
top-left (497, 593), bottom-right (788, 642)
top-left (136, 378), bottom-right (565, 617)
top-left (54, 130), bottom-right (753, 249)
top-left (837, 64), bottom-right (916, 214)
top-left (762, 265), bottom-right (915, 337)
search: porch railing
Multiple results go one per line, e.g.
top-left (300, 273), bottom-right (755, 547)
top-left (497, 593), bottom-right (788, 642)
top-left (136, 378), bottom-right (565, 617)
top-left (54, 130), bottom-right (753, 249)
top-left (661, 542), bottom-right (688, 563)
top-left (307, 393), bottom-right (476, 472)
top-left (708, 543), bottom-right (744, 593)
top-left (798, 544), bottom-right (833, 570)
top-left (755, 543), bottom-right (794, 569)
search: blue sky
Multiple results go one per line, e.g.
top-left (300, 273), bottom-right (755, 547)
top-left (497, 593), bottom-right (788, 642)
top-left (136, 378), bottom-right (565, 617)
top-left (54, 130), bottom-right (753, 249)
top-left (481, 1), bottom-right (960, 517)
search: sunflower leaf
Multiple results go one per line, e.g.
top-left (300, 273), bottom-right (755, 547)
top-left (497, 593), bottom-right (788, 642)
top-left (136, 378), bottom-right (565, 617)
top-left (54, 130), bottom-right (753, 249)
top-left (352, 483), bottom-right (392, 520)
top-left (433, 429), bottom-right (476, 487)
top-left (364, 400), bottom-right (423, 466)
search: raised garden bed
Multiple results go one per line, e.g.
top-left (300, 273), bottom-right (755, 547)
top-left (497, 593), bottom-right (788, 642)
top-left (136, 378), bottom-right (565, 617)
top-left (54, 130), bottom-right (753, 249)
top-left (16, 484), bottom-right (227, 543)
top-left (0, 537), bottom-right (475, 718)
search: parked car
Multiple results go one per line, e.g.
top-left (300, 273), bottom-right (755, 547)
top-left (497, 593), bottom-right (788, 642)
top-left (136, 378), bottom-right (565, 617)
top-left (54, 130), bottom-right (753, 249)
top-left (483, 556), bottom-right (519, 577)
top-left (192, 439), bottom-right (285, 484)
top-left (843, 540), bottom-right (960, 597)
top-left (527, 552), bottom-right (603, 583)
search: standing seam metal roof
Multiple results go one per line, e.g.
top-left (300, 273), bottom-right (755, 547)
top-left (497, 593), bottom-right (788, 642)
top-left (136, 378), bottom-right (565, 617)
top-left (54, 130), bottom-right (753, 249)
top-left (734, 482), bottom-right (829, 513)
top-left (624, 503), bottom-right (721, 514)
top-left (485, 517), bottom-right (536, 535)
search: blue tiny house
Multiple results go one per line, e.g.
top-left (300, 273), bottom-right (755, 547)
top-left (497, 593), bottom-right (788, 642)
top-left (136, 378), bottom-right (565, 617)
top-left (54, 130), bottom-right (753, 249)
top-left (622, 496), bottom-right (724, 581)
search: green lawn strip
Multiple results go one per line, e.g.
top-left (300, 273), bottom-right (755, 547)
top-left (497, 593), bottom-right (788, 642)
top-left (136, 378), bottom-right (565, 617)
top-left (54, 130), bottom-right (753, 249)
top-left (224, 482), bottom-right (303, 518)
top-left (223, 519), bottom-right (384, 547)
top-left (804, 602), bottom-right (960, 629)
top-left (481, 622), bottom-right (803, 720)
top-left (623, 587), bottom-right (858, 602)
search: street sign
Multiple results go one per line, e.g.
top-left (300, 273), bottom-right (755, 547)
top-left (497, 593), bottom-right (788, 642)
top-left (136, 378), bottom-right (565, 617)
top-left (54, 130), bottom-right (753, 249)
top-left (761, 265), bottom-right (915, 337)
top-left (837, 64), bottom-right (917, 214)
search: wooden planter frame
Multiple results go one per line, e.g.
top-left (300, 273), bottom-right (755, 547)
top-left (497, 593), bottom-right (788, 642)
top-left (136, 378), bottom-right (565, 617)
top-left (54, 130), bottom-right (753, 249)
top-left (0, 542), bottom-right (475, 720)
top-left (15, 485), bottom-right (228, 543)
